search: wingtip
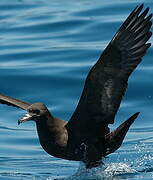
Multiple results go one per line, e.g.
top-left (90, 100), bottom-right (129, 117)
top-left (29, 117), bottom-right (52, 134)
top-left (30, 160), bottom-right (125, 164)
top-left (136, 4), bottom-right (144, 14)
top-left (133, 5), bottom-right (139, 12)
top-left (145, 7), bottom-right (150, 13)
top-left (139, 3), bottom-right (144, 9)
top-left (127, 112), bottom-right (140, 123)
top-left (133, 112), bottom-right (140, 118)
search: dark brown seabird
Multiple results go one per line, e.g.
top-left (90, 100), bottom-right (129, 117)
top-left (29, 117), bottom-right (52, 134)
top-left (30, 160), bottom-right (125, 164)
top-left (0, 4), bottom-right (152, 169)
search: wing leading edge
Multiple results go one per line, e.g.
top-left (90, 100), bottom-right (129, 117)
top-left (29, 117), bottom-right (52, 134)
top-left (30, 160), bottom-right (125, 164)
top-left (0, 94), bottom-right (30, 110)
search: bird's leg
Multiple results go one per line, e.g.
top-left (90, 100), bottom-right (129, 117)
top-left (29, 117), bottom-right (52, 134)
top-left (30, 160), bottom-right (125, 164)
top-left (79, 142), bottom-right (103, 168)
top-left (86, 160), bottom-right (103, 169)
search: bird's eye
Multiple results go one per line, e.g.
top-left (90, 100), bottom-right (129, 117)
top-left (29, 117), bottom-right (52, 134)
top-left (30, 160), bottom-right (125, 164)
top-left (33, 109), bottom-right (40, 115)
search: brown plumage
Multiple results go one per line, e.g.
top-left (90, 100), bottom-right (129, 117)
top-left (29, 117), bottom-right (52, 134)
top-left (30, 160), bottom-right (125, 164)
top-left (0, 4), bottom-right (152, 168)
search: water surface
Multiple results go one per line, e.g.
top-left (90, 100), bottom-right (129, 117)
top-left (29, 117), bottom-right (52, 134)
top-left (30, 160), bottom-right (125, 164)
top-left (0, 0), bottom-right (153, 179)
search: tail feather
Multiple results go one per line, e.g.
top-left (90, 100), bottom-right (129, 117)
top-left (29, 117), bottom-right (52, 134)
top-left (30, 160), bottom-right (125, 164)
top-left (105, 112), bottom-right (140, 155)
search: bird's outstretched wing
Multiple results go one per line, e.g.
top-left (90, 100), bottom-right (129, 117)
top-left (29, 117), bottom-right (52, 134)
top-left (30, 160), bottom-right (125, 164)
top-left (66, 4), bottom-right (152, 136)
top-left (0, 94), bottom-right (30, 110)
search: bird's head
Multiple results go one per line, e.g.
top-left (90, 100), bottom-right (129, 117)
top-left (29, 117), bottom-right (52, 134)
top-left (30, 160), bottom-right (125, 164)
top-left (18, 103), bottom-right (49, 125)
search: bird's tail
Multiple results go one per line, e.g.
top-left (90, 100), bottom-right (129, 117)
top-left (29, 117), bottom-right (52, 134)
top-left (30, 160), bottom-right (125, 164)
top-left (105, 112), bottom-right (139, 156)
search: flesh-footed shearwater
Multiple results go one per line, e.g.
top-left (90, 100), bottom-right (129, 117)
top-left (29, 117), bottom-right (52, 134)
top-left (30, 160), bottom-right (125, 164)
top-left (0, 4), bottom-right (152, 169)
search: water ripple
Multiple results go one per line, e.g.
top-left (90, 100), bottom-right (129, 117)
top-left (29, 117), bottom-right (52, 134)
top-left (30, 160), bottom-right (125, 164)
top-left (0, 0), bottom-right (153, 180)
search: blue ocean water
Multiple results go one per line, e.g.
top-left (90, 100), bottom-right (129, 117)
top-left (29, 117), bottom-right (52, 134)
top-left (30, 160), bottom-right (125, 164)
top-left (0, 0), bottom-right (153, 179)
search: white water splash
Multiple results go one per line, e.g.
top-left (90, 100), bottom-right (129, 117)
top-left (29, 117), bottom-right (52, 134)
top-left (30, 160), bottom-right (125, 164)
top-left (104, 162), bottom-right (136, 177)
top-left (51, 162), bottom-right (136, 180)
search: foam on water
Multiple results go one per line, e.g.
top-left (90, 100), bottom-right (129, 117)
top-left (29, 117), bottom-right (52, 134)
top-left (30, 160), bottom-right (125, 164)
top-left (49, 162), bottom-right (136, 180)
top-left (76, 163), bottom-right (136, 179)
